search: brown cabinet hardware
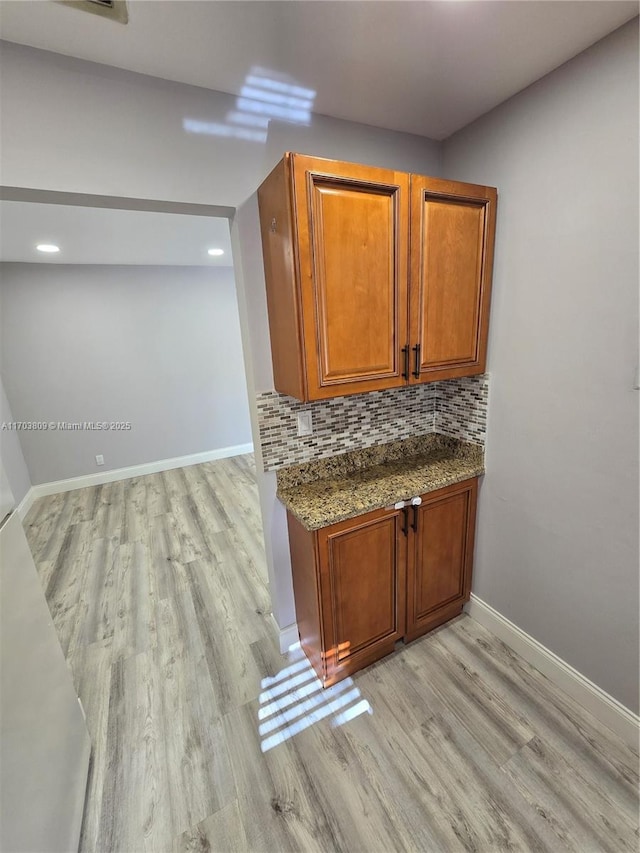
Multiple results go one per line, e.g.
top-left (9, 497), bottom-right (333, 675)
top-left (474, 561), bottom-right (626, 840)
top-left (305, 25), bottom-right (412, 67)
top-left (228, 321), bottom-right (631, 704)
top-left (401, 345), bottom-right (410, 381)
top-left (412, 344), bottom-right (421, 379)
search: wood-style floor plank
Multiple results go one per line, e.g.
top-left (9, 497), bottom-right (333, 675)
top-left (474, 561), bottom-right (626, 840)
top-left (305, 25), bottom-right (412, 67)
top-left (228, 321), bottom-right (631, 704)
top-left (173, 801), bottom-right (248, 853)
top-left (76, 536), bottom-right (119, 648)
top-left (23, 454), bottom-right (639, 853)
top-left (502, 735), bottom-right (639, 852)
top-left (400, 628), bottom-right (535, 766)
top-left (145, 472), bottom-right (171, 518)
top-left (112, 540), bottom-right (156, 662)
top-left (150, 513), bottom-right (183, 593)
top-left (27, 490), bottom-right (71, 562)
top-left (155, 593), bottom-right (235, 836)
top-left (223, 699), bottom-right (345, 853)
top-left (121, 476), bottom-right (148, 545)
top-left (98, 650), bottom-right (173, 853)
top-left (445, 617), bottom-right (640, 816)
top-left (160, 468), bottom-right (190, 503)
top-left (172, 495), bottom-right (213, 564)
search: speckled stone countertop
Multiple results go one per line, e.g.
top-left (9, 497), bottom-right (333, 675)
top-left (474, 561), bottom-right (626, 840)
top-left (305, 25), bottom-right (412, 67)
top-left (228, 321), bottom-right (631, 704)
top-left (276, 433), bottom-right (484, 530)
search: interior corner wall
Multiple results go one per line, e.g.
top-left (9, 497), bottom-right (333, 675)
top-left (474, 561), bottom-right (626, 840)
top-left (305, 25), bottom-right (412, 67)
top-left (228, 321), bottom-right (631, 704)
top-left (442, 19), bottom-right (640, 712)
top-left (0, 374), bottom-right (32, 505)
top-left (0, 263), bottom-right (252, 485)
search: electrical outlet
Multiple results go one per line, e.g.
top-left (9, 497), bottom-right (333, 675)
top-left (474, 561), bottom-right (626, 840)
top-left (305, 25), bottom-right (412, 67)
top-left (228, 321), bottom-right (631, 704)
top-left (297, 411), bottom-right (313, 437)
top-left (96, 454), bottom-right (104, 466)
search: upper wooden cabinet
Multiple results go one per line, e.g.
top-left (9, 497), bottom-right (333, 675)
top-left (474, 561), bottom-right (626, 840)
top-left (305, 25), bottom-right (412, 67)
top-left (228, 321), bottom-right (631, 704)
top-left (257, 153), bottom-right (496, 401)
top-left (258, 154), bottom-right (409, 400)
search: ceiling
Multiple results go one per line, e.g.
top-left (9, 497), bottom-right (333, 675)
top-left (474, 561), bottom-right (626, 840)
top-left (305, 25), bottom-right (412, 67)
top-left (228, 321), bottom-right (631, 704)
top-left (0, 202), bottom-right (233, 265)
top-left (0, 1), bottom-right (637, 140)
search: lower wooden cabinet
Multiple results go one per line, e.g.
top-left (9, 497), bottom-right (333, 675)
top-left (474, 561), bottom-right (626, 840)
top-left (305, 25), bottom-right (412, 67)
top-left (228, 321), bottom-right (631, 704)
top-left (287, 477), bottom-right (478, 686)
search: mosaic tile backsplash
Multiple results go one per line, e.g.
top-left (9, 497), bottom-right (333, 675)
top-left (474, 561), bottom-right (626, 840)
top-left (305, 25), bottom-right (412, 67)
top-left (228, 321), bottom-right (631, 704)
top-left (436, 374), bottom-right (489, 446)
top-left (257, 374), bottom-right (489, 472)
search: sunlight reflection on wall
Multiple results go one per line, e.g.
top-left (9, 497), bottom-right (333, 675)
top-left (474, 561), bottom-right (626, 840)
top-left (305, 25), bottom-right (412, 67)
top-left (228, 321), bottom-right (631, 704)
top-left (259, 643), bottom-right (372, 752)
top-left (183, 66), bottom-right (316, 144)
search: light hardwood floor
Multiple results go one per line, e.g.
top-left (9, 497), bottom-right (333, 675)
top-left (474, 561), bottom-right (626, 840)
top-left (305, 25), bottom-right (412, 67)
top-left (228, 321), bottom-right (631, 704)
top-left (24, 455), bottom-right (639, 853)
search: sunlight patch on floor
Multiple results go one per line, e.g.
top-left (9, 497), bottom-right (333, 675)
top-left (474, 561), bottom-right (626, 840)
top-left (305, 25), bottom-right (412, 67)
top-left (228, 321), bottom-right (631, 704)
top-left (259, 643), bottom-right (372, 752)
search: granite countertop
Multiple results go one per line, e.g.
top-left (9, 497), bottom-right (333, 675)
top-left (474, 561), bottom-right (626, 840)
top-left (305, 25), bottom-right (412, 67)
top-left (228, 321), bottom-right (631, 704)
top-left (276, 433), bottom-right (484, 530)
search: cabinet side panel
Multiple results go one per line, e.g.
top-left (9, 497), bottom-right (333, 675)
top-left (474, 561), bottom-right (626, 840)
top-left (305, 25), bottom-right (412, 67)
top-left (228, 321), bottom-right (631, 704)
top-left (257, 157), bottom-right (306, 399)
top-left (286, 512), bottom-right (324, 680)
top-left (462, 477), bottom-right (478, 602)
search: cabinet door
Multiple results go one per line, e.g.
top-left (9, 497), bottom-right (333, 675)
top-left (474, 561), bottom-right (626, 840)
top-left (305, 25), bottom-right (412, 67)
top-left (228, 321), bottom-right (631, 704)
top-left (317, 507), bottom-right (406, 685)
top-left (406, 479), bottom-right (478, 642)
top-left (409, 175), bottom-right (496, 383)
top-left (292, 154), bottom-right (409, 400)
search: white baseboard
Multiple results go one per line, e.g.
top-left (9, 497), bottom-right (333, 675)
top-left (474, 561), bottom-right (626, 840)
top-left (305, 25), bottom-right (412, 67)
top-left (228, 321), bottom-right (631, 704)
top-left (16, 487), bottom-right (36, 520)
top-left (28, 444), bottom-right (254, 500)
top-left (268, 614), bottom-right (299, 654)
top-left (277, 621), bottom-right (300, 654)
top-left (465, 593), bottom-right (639, 750)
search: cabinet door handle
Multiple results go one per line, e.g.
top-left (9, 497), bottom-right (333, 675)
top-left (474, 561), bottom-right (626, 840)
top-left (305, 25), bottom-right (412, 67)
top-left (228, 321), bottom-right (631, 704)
top-left (411, 504), bottom-right (419, 533)
top-left (401, 345), bottom-right (409, 381)
top-left (412, 344), bottom-right (421, 379)
top-left (401, 507), bottom-right (409, 537)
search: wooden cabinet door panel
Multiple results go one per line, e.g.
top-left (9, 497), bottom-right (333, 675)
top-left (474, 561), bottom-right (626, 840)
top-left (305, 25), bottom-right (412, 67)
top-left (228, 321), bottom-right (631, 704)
top-left (318, 508), bottom-right (405, 683)
top-left (312, 186), bottom-right (396, 380)
top-left (420, 198), bottom-right (484, 365)
top-left (292, 155), bottom-right (409, 399)
top-left (410, 176), bottom-right (496, 382)
top-left (407, 479), bottom-right (477, 640)
top-left (416, 492), bottom-right (467, 614)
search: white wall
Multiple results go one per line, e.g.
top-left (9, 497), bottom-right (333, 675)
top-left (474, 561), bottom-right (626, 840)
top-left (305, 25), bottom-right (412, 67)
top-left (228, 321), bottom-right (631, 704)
top-left (443, 20), bottom-right (639, 712)
top-left (0, 42), bottom-right (441, 208)
top-left (0, 263), bottom-right (251, 484)
top-left (0, 375), bottom-right (31, 505)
